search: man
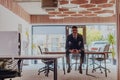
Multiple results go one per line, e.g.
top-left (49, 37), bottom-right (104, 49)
top-left (65, 26), bottom-right (85, 74)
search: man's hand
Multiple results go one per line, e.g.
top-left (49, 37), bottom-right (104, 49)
top-left (69, 49), bottom-right (74, 53)
top-left (69, 49), bottom-right (81, 54)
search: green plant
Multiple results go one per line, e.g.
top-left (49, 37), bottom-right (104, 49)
top-left (86, 28), bottom-right (102, 45)
top-left (107, 33), bottom-right (115, 59)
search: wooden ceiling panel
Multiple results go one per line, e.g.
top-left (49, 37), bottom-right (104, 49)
top-left (87, 7), bottom-right (102, 11)
top-left (63, 11), bottom-right (76, 14)
top-left (94, 10), bottom-right (114, 14)
top-left (57, 14), bottom-right (69, 17)
top-left (15, 0), bottom-right (40, 2)
top-left (98, 3), bottom-right (113, 8)
top-left (47, 0), bottom-right (115, 18)
top-left (58, 8), bottom-right (69, 11)
top-left (71, 0), bottom-right (88, 4)
top-left (59, 1), bottom-right (68, 5)
top-left (16, 0), bottom-right (115, 18)
top-left (80, 4), bottom-right (96, 8)
top-left (71, 13), bottom-right (83, 17)
top-left (91, 0), bottom-right (108, 4)
top-left (48, 11), bottom-right (61, 15)
top-left (110, 0), bottom-right (115, 3)
top-left (79, 11), bottom-right (91, 14)
top-left (85, 13), bottom-right (97, 16)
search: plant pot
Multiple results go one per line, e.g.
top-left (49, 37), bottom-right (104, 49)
top-left (34, 60), bottom-right (37, 64)
top-left (113, 58), bottom-right (116, 65)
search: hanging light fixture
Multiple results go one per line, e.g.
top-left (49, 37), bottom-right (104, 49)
top-left (48, 0), bottom-right (115, 19)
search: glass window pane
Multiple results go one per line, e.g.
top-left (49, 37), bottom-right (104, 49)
top-left (32, 25), bottom-right (66, 55)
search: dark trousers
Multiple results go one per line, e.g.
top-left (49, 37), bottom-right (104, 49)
top-left (66, 50), bottom-right (85, 68)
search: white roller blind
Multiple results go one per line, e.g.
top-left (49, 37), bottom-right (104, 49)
top-left (33, 25), bottom-right (65, 34)
top-left (0, 31), bottom-right (18, 56)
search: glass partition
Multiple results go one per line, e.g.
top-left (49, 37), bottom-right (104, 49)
top-left (32, 25), bottom-right (66, 55)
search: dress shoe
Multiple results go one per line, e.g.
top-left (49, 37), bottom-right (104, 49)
top-left (79, 66), bottom-right (82, 74)
top-left (67, 67), bottom-right (71, 73)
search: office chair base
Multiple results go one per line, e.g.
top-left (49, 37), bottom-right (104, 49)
top-left (92, 65), bottom-right (110, 73)
top-left (38, 66), bottom-right (54, 77)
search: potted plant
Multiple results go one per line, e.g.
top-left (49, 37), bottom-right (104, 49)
top-left (107, 33), bottom-right (116, 65)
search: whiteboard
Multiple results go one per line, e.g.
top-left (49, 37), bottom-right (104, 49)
top-left (0, 31), bottom-right (19, 56)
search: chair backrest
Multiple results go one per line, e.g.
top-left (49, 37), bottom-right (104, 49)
top-left (37, 45), bottom-right (53, 63)
top-left (103, 44), bottom-right (110, 58)
top-left (103, 44), bottom-right (110, 52)
top-left (44, 48), bottom-right (48, 52)
top-left (97, 44), bottom-right (110, 58)
top-left (38, 45), bottom-right (43, 54)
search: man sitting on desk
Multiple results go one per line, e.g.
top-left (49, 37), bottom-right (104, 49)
top-left (65, 26), bottom-right (85, 74)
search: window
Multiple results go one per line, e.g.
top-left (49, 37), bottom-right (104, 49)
top-left (32, 25), bottom-right (66, 55)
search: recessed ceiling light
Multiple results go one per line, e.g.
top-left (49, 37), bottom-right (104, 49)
top-left (49, 16), bottom-right (64, 19)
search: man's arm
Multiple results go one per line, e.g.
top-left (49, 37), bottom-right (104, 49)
top-left (80, 35), bottom-right (84, 50)
top-left (65, 35), bottom-right (74, 53)
top-left (65, 35), bottom-right (70, 51)
top-left (78, 34), bottom-right (84, 52)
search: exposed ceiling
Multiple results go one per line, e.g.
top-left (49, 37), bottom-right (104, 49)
top-left (14, 0), bottom-right (116, 19)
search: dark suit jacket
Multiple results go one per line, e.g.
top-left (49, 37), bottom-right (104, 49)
top-left (65, 33), bottom-right (84, 55)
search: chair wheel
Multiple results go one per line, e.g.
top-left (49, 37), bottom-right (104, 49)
top-left (92, 70), bottom-right (95, 73)
top-left (38, 73), bottom-right (40, 75)
top-left (92, 70), bottom-right (94, 73)
top-left (45, 73), bottom-right (48, 77)
top-left (108, 70), bottom-right (111, 73)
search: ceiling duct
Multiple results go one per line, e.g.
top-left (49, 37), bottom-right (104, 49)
top-left (42, 0), bottom-right (58, 11)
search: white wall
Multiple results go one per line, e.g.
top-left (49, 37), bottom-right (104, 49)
top-left (0, 5), bottom-right (31, 56)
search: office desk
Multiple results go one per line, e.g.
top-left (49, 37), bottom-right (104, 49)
top-left (0, 54), bottom-right (65, 80)
top-left (85, 51), bottom-right (111, 77)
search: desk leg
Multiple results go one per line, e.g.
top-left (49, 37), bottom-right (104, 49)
top-left (62, 57), bottom-right (65, 74)
top-left (54, 59), bottom-right (57, 80)
top-left (18, 59), bottom-right (22, 77)
top-left (86, 54), bottom-right (96, 78)
top-left (86, 54), bottom-right (88, 75)
top-left (104, 54), bottom-right (107, 77)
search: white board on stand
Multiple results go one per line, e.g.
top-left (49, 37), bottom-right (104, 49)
top-left (0, 31), bottom-right (19, 56)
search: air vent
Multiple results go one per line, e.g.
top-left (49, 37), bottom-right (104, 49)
top-left (42, 0), bottom-right (58, 10)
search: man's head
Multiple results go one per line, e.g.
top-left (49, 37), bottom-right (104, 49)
top-left (72, 26), bottom-right (78, 35)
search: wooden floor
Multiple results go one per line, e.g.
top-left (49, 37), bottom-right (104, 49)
top-left (9, 63), bottom-right (117, 80)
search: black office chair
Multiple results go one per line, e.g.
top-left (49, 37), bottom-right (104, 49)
top-left (0, 69), bottom-right (19, 80)
top-left (0, 59), bottom-right (19, 80)
top-left (92, 44), bottom-right (111, 76)
top-left (37, 45), bottom-right (54, 77)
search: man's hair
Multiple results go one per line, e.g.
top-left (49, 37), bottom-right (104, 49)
top-left (72, 26), bottom-right (77, 29)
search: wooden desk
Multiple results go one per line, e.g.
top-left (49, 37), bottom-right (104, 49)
top-left (44, 51), bottom-right (111, 77)
top-left (0, 54), bottom-right (65, 80)
top-left (85, 51), bottom-right (111, 77)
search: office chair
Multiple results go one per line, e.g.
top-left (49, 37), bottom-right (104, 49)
top-left (0, 69), bottom-right (19, 80)
top-left (37, 45), bottom-right (54, 77)
top-left (0, 59), bottom-right (20, 80)
top-left (92, 44), bottom-right (111, 76)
